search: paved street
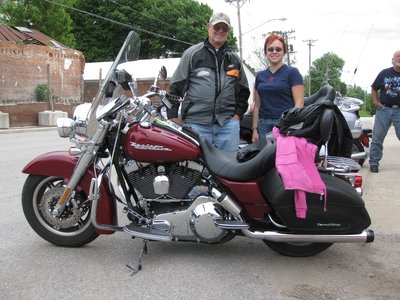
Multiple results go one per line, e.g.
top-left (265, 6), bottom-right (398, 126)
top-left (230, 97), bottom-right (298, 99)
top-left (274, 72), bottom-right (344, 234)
top-left (0, 120), bottom-right (399, 300)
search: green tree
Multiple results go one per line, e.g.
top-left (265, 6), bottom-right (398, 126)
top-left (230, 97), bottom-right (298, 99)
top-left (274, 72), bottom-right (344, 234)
top-left (71, 0), bottom-right (238, 62)
top-left (0, 0), bottom-right (76, 47)
top-left (306, 52), bottom-right (347, 95)
top-left (346, 84), bottom-right (374, 116)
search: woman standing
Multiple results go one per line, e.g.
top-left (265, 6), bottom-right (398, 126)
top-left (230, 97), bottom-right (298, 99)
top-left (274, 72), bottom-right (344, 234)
top-left (252, 34), bottom-right (304, 142)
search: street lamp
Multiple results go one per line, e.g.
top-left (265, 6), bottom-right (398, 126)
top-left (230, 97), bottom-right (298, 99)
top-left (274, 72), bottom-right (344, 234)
top-left (224, 0), bottom-right (286, 61)
top-left (242, 18), bottom-right (287, 36)
top-left (240, 17), bottom-right (286, 62)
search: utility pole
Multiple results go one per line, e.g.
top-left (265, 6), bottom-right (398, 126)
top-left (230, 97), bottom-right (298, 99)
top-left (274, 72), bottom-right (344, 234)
top-left (282, 30), bottom-right (295, 66)
top-left (303, 39), bottom-right (317, 96)
top-left (225, 0), bottom-right (249, 61)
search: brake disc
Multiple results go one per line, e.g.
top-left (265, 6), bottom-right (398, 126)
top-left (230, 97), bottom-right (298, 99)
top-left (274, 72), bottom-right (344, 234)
top-left (39, 186), bottom-right (85, 229)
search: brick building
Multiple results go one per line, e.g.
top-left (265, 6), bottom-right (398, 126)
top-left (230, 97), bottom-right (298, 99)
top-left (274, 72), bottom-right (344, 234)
top-left (0, 26), bottom-right (84, 103)
top-left (0, 26), bottom-right (85, 127)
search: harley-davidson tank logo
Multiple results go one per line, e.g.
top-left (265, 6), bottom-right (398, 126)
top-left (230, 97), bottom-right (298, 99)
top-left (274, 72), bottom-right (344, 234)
top-left (130, 142), bottom-right (172, 151)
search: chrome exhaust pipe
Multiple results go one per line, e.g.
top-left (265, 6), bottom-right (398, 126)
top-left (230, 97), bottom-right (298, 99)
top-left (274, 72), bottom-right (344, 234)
top-left (242, 229), bottom-right (374, 243)
top-left (351, 151), bottom-right (368, 160)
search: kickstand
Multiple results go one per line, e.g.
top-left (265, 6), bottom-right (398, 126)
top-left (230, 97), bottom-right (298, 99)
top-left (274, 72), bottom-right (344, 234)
top-left (126, 239), bottom-right (148, 276)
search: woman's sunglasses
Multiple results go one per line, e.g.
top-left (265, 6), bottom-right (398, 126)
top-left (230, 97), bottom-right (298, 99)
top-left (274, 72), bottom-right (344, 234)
top-left (267, 47), bottom-right (283, 53)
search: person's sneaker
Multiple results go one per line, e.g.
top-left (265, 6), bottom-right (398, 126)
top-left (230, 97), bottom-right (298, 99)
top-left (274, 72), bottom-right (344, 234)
top-left (370, 165), bottom-right (379, 173)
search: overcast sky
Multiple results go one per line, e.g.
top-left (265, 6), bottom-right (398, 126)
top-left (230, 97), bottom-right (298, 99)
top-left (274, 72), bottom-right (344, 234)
top-left (197, 0), bottom-right (400, 91)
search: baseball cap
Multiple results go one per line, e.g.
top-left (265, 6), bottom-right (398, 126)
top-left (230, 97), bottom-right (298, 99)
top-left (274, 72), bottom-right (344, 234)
top-left (209, 12), bottom-right (231, 27)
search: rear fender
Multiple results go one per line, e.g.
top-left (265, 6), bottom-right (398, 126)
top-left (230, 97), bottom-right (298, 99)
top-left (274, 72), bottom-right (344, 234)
top-left (22, 151), bottom-right (117, 234)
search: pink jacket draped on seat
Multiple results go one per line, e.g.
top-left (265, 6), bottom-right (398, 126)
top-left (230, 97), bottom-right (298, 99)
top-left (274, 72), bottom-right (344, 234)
top-left (272, 127), bottom-right (326, 218)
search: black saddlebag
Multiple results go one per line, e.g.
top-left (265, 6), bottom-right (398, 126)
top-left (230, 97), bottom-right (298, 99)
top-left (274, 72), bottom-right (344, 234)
top-left (261, 170), bottom-right (371, 234)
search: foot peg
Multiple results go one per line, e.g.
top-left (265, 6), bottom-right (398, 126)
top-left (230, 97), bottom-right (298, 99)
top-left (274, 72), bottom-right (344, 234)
top-left (214, 220), bottom-right (249, 230)
top-left (123, 223), bottom-right (172, 241)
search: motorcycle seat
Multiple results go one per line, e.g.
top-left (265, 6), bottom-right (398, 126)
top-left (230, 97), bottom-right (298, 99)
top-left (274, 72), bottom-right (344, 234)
top-left (200, 137), bottom-right (276, 181)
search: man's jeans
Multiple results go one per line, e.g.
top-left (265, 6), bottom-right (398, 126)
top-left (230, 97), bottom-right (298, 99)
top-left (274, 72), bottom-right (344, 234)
top-left (186, 118), bottom-right (240, 151)
top-left (369, 107), bottom-right (400, 166)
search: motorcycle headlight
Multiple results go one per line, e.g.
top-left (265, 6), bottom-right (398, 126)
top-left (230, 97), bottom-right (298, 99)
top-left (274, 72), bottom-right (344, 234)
top-left (57, 118), bottom-right (75, 138)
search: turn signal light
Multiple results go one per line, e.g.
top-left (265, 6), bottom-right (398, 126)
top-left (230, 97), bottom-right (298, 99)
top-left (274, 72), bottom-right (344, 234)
top-left (69, 147), bottom-right (82, 156)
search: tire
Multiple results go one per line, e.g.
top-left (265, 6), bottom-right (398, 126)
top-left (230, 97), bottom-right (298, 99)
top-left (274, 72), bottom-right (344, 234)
top-left (22, 175), bottom-right (99, 247)
top-left (263, 240), bottom-right (333, 257)
top-left (352, 139), bottom-right (365, 166)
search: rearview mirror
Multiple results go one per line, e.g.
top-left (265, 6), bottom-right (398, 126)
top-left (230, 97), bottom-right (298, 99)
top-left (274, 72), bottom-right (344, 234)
top-left (115, 69), bottom-right (133, 90)
top-left (159, 66), bottom-right (167, 80)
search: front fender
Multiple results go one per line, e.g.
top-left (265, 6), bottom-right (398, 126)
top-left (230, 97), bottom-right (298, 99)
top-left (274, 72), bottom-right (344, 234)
top-left (22, 151), bottom-right (117, 234)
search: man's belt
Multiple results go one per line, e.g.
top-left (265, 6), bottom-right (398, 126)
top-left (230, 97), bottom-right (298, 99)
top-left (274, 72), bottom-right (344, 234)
top-left (383, 104), bottom-right (399, 109)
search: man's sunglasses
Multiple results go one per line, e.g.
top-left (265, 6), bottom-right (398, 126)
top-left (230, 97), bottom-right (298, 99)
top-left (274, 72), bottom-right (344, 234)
top-left (213, 24), bottom-right (229, 33)
top-left (267, 47), bottom-right (283, 53)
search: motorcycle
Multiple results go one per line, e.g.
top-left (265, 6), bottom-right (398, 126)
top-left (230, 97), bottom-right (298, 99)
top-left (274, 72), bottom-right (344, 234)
top-left (240, 85), bottom-right (372, 166)
top-left (333, 93), bottom-right (372, 166)
top-left (21, 31), bottom-right (374, 273)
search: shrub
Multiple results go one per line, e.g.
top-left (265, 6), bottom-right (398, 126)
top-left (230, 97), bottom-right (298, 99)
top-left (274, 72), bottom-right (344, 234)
top-left (34, 83), bottom-right (49, 102)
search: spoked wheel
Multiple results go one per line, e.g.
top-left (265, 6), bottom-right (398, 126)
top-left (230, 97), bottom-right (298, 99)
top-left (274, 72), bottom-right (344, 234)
top-left (352, 139), bottom-right (365, 166)
top-left (263, 240), bottom-right (333, 257)
top-left (22, 175), bottom-right (99, 247)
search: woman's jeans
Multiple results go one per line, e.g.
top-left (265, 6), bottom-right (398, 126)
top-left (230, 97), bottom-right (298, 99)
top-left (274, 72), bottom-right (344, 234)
top-left (369, 107), bottom-right (400, 166)
top-left (258, 118), bottom-right (279, 139)
top-left (186, 118), bottom-right (240, 151)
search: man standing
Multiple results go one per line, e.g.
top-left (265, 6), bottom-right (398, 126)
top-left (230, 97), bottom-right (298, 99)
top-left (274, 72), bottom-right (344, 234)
top-left (168, 12), bottom-right (250, 151)
top-left (369, 50), bottom-right (400, 173)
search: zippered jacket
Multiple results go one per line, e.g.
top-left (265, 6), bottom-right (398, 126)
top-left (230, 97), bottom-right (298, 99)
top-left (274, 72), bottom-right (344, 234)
top-left (273, 127), bottom-right (327, 218)
top-left (168, 38), bottom-right (250, 126)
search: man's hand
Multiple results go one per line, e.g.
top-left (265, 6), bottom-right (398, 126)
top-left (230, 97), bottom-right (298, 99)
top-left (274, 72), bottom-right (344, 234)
top-left (373, 101), bottom-right (384, 109)
top-left (169, 118), bottom-right (182, 125)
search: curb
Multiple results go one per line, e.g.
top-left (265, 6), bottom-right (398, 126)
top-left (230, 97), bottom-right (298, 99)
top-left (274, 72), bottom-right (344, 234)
top-left (0, 126), bottom-right (57, 134)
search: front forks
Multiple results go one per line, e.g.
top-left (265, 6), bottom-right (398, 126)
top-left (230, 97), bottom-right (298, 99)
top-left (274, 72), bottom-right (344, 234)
top-left (52, 121), bottom-right (110, 217)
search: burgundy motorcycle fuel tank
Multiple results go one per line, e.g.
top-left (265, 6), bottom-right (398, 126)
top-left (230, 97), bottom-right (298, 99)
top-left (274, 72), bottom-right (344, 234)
top-left (123, 122), bottom-right (201, 163)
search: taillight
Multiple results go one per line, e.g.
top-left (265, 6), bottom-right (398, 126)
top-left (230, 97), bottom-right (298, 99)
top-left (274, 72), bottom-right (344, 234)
top-left (340, 173), bottom-right (363, 188)
top-left (359, 133), bottom-right (370, 148)
top-left (354, 174), bottom-right (363, 188)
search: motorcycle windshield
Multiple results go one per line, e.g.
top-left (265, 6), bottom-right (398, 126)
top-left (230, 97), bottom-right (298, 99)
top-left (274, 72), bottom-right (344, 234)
top-left (86, 31), bottom-right (141, 138)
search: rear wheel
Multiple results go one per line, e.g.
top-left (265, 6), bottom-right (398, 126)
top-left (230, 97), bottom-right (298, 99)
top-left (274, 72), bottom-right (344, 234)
top-left (263, 240), bottom-right (333, 257)
top-left (22, 175), bottom-right (99, 247)
top-left (352, 139), bottom-right (365, 166)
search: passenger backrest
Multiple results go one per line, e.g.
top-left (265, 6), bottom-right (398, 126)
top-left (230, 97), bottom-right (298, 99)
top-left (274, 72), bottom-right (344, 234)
top-left (304, 84), bottom-right (336, 106)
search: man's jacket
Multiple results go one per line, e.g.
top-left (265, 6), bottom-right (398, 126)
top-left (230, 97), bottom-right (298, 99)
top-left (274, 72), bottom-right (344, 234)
top-left (168, 39), bottom-right (250, 126)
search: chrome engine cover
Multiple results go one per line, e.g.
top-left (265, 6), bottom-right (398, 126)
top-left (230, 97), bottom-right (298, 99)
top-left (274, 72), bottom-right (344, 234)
top-left (190, 201), bottom-right (228, 243)
top-left (153, 196), bottom-right (228, 243)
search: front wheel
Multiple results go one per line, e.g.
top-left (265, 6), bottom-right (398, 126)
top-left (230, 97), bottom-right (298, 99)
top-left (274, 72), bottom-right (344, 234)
top-left (22, 175), bottom-right (99, 247)
top-left (263, 240), bottom-right (333, 257)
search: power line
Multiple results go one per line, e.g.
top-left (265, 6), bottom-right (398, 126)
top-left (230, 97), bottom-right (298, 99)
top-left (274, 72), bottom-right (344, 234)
top-left (350, 24), bottom-right (373, 85)
top-left (43, 0), bottom-right (193, 46)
